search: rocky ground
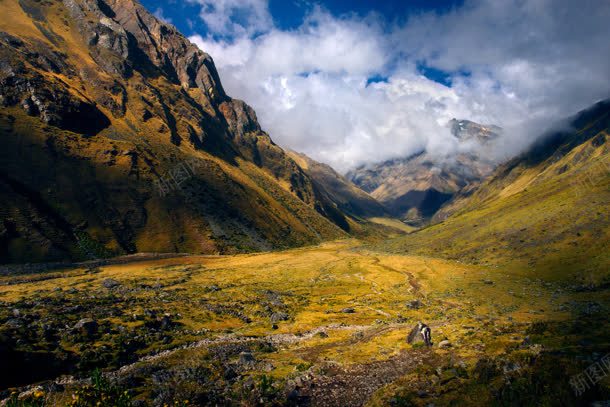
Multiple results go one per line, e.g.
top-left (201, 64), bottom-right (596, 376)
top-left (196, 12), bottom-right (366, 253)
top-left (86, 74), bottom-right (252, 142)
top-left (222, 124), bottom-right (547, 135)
top-left (1, 240), bottom-right (609, 406)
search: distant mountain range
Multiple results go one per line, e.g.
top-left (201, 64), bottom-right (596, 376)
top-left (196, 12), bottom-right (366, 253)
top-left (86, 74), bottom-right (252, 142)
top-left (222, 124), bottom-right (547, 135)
top-left (347, 119), bottom-right (501, 224)
top-left (0, 0), bottom-right (607, 269)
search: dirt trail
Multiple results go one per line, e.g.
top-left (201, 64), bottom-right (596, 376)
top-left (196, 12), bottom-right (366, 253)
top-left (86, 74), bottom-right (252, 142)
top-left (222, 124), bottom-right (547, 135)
top-left (367, 255), bottom-right (424, 297)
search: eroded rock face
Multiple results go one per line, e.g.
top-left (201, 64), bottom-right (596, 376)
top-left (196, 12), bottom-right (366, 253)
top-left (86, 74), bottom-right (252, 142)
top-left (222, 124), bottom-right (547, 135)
top-left (63, 0), bottom-right (226, 102)
top-left (0, 70), bottom-right (110, 135)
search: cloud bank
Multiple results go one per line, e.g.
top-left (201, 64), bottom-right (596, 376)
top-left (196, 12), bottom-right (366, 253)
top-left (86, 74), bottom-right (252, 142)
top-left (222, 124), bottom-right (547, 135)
top-left (188, 0), bottom-right (610, 172)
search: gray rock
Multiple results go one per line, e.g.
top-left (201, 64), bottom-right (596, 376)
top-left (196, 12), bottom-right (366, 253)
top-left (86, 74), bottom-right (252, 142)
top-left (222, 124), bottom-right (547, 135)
top-left (340, 307), bottom-right (355, 313)
top-left (239, 351), bottom-right (256, 365)
top-left (102, 278), bottom-right (120, 289)
top-left (73, 318), bottom-right (98, 337)
top-left (5, 318), bottom-right (23, 329)
top-left (160, 315), bottom-right (172, 330)
top-left (270, 312), bottom-right (290, 323)
top-left (438, 340), bottom-right (452, 348)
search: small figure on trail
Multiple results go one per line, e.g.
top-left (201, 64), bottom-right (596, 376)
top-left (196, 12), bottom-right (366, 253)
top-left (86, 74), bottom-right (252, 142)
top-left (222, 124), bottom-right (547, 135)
top-left (407, 322), bottom-right (433, 347)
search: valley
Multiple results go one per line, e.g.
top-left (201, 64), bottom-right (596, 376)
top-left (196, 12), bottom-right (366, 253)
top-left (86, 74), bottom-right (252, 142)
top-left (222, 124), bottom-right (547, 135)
top-left (1, 240), bottom-right (609, 405)
top-left (0, 0), bottom-right (609, 405)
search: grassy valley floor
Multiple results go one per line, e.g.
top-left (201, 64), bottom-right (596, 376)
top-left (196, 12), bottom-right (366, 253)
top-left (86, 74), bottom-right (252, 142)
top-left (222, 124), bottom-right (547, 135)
top-left (1, 240), bottom-right (609, 406)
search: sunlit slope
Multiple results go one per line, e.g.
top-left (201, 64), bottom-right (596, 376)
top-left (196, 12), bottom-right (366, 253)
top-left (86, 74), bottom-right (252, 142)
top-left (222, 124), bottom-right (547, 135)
top-left (0, 0), bottom-right (349, 263)
top-left (380, 100), bottom-right (610, 280)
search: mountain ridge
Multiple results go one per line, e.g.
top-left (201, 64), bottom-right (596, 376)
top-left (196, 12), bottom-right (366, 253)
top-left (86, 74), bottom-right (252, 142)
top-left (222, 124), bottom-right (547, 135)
top-left (0, 0), bottom-right (354, 263)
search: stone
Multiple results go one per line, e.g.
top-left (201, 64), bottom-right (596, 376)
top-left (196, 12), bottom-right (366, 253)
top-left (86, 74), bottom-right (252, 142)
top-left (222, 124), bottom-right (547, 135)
top-left (270, 312), bottom-right (290, 323)
top-left (73, 318), bottom-right (98, 337)
top-left (438, 340), bottom-right (452, 348)
top-left (340, 307), bottom-right (355, 313)
top-left (102, 278), bottom-right (120, 289)
top-left (160, 315), bottom-right (172, 330)
top-left (223, 367), bottom-right (237, 380)
top-left (239, 351), bottom-right (256, 365)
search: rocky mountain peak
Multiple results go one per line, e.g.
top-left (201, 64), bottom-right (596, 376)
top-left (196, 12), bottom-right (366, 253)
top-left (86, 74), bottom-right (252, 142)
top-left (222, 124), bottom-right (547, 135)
top-left (449, 118), bottom-right (502, 143)
top-left (63, 0), bottom-right (226, 102)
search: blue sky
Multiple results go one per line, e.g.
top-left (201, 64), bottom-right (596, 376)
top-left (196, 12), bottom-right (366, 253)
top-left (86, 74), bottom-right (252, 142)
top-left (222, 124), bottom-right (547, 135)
top-left (142, 0), bottom-right (464, 34)
top-left (142, 0), bottom-right (463, 85)
top-left (140, 0), bottom-right (610, 171)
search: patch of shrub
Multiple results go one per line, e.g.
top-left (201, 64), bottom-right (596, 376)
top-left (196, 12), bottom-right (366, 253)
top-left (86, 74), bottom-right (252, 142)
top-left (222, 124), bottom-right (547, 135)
top-left (69, 369), bottom-right (132, 407)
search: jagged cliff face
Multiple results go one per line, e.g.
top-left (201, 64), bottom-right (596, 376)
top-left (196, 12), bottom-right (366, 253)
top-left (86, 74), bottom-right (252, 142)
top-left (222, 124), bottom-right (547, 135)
top-left (0, 0), bottom-right (348, 263)
top-left (348, 120), bottom-right (500, 223)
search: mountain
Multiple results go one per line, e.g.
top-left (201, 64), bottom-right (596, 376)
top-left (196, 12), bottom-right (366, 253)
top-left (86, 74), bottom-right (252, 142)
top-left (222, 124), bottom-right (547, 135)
top-left (348, 120), bottom-right (500, 224)
top-left (381, 99), bottom-right (610, 278)
top-left (0, 0), bottom-right (353, 263)
top-left (287, 150), bottom-right (387, 219)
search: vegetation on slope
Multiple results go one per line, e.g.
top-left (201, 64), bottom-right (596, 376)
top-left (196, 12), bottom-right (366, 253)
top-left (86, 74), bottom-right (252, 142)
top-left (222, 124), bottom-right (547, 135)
top-left (379, 100), bottom-right (610, 281)
top-left (0, 0), bottom-right (352, 264)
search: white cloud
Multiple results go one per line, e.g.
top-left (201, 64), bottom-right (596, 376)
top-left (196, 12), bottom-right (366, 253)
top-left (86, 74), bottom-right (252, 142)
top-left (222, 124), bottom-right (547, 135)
top-left (153, 7), bottom-right (172, 24)
top-left (188, 0), bottom-right (610, 172)
top-left (187, 0), bottom-right (272, 37)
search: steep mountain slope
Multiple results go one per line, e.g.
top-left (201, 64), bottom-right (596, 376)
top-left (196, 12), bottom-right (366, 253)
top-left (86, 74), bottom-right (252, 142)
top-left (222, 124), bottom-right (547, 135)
top-left (287, 150), bottom-right (387, 219)
top-left (0, 0), bottom-right (349, 263)
top-left (381, 99), bottom-right (610, 279)
top-left (348, 120), bottom-right (500, 224)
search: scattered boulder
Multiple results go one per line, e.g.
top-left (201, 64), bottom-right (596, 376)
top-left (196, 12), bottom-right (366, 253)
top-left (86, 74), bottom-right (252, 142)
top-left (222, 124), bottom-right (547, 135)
top-left (340, 307), bottom-right (355, 314)
top-left (223, 367), bottom-right (237, 380)
top-left (160, 315), bottom-right (172, 330)
top-left (395, 314), bottom-right (408, 323)
top-left (270, 312), bottom-right (290, 323)
top-left (406, 300), bottom-right (422, 309)
top-left (73, 318), bottom-right (98, 337)
top-left (238, 351), bottom-right (256, 366)
top-left (5, 318), bottom-right (23, 329)
top-left (102, 278), bottom-right (120, 289)
top-left (407, 322), bottom-right (432, 346)
top-left (438, 340), bottom-right (452, 348)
